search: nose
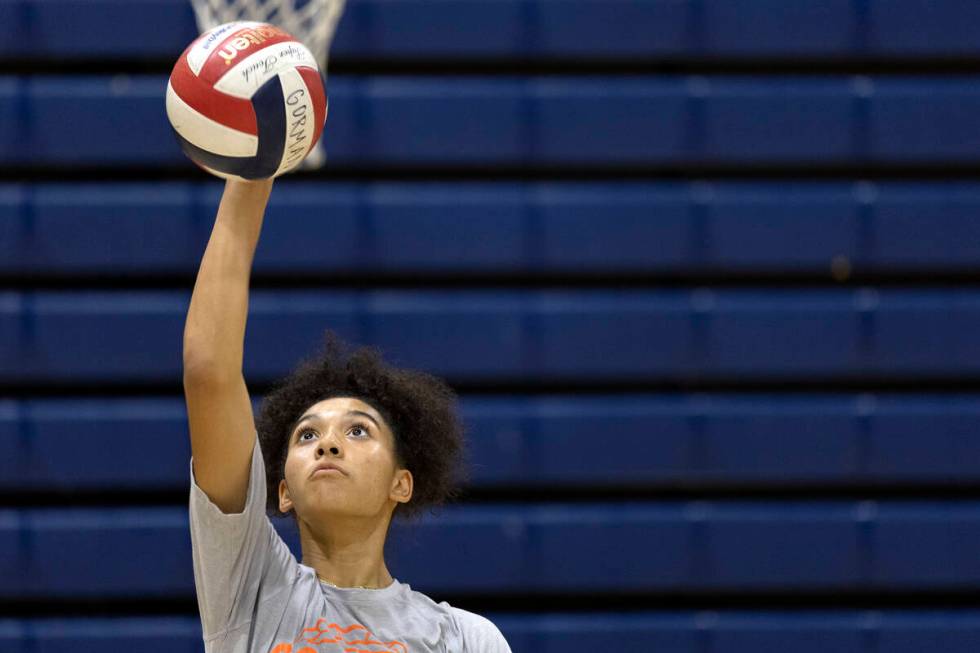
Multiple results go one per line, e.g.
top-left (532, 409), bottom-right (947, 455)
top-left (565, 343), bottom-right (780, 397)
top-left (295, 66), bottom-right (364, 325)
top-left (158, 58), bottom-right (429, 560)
top-left (316, 429), bottom-right (342, 458)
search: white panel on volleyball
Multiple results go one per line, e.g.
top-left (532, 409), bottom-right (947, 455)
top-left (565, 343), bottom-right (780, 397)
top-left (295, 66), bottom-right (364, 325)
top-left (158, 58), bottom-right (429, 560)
top-left (165, 82), bottom-right (259, 157)
top-left (273, 66), bottom-right (319, 176)
top-left (213, 41), bottom-right (319, 99)
top-left (198, 162), bottom-right (240, 181)
top-left (186, 22), bottom-right (265, 76)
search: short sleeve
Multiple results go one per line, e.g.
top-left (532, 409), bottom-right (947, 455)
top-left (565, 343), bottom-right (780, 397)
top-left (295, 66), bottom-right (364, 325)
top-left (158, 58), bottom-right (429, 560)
top-left (451, 607), bottom-right (513, 653)
top-left (188, 434), bottom-right (299, 641)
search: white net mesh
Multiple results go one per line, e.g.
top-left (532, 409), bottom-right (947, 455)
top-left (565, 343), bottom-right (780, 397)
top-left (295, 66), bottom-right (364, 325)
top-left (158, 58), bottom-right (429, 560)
top-left (190, 0), bottom-right (347, 70)
top-left (189, 0), bottom-right (347, 169)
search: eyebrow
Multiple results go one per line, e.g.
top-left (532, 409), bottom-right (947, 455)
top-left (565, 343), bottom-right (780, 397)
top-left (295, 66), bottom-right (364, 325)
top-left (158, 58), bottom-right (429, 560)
top-left (292, 410), bottom-right (382, 435)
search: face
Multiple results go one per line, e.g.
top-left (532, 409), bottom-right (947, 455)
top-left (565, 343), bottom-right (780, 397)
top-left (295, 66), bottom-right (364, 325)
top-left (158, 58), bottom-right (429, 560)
top-left (278, 396), bottom-right (412, 521)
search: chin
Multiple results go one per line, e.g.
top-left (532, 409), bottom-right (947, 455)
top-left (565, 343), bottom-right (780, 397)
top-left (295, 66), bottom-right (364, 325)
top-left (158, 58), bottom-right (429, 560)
top-left (300, 503), bottom-right (356, 520)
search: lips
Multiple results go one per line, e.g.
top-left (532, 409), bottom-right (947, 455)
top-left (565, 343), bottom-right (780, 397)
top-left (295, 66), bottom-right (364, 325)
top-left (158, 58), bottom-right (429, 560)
top-left (311, 463), bottom-right (346, 478)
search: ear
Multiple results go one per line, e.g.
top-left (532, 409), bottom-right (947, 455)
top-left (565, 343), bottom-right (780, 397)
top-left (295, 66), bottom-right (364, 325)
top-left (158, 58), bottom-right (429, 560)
top-left (390, 468), bottom-right (413, 505)
top-left (278, 478), bottom-right (294, 514)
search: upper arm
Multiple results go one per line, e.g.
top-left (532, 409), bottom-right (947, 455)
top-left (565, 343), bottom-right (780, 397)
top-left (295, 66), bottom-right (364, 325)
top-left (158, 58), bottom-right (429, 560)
top-left (183, 369), bottom-right (258, 514)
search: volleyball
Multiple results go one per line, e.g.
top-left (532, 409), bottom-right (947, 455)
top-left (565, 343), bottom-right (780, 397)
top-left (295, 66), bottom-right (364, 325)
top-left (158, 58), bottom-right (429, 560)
top-left (166, 21), bottom-right (328, 180)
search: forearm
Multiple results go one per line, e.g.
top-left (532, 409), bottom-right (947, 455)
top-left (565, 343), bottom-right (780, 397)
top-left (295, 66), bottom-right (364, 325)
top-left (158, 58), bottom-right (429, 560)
top-left (183, 178), bottom-right (274, 378)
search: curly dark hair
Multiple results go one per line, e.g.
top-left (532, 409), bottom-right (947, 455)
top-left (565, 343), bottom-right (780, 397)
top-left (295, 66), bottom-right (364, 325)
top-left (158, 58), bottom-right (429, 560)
top-left (256, 330), bottom-right (468, 524)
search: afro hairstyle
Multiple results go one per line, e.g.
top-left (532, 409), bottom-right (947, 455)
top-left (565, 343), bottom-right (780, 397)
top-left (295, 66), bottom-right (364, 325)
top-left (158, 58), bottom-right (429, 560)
top-left (256, 329), bottom-right (468, 523)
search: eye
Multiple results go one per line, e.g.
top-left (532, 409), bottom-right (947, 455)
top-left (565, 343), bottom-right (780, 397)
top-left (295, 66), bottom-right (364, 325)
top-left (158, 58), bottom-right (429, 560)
top-left (297, 429), bottom-right (317, 442)
top-left (349, 423), bottom-right (369, 438)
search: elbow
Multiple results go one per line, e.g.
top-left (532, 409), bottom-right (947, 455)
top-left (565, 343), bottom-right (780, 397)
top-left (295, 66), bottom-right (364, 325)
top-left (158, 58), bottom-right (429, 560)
top-left (182, 323), bottom-right (245, 385)
top-left (182, 355), bottom-right (241, 388)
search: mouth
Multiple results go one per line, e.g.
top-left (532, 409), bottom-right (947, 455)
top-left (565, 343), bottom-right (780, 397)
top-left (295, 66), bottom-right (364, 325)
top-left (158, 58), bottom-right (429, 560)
top-left (312, 467), bottom-right (345, 478)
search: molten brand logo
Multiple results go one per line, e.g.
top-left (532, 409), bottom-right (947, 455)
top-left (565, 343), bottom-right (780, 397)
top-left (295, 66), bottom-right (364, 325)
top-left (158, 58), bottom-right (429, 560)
top-left (218, 26), bottom-right (287, 65)
top-left (269, 619), bottom-right (408, 653)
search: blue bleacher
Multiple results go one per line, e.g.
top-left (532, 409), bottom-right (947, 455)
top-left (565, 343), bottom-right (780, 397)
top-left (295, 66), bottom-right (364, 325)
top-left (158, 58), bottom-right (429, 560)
top-left (1, 501), bottom-right (979, 597)
top-left (3, 288), bottom-right (980, 383)
top-left (2, 395), bottom-right (979, 492)
top-left (4, 181), bottom-right (980, 275)
top-left (4, 1), bottom-right (980, 59)
top-left (6, 76), bottom-right (980, 166)
top-left (2, 612), bottom-right (980, 653)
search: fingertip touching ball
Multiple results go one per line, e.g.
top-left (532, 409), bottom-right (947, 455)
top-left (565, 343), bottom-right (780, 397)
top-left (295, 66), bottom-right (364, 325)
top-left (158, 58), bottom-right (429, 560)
top-left (166, 22), bottom-right (328, 180)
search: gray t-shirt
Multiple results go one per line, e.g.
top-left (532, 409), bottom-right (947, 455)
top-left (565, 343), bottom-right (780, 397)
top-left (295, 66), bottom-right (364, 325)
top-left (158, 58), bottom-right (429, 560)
top-left (189, 434), bottom-right (512, 653)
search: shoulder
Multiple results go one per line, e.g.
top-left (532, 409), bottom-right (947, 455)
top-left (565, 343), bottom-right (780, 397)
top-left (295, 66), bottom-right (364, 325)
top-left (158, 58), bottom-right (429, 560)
top-left (400, 585), bottom-right (512, 652)
top-left (448, 606), bottom-right (512, 653)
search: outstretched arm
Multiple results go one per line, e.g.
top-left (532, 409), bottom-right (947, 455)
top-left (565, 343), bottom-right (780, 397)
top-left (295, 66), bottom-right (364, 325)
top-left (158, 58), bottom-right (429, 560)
top-left (183, 178), bottom-right (273, 514)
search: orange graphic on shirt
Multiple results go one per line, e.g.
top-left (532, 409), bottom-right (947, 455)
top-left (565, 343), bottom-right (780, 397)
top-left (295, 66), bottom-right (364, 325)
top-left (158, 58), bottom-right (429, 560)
top-left (269, 618), bottom-right (408, 653)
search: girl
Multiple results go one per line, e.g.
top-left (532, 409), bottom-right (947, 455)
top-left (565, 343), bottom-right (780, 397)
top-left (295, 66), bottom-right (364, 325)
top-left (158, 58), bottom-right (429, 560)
top-left (183, 178), bottom-right (512, 653)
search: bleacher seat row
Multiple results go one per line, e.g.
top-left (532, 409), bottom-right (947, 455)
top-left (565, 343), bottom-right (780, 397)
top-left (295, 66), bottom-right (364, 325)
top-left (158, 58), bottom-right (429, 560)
top-left (5, 76), bottom-right (980, 165)
top-left (4, 0), bottom-right (980, 60)
top-left (2, 395), bottom-right (978, 491)
top-left (3, 182), bottom-right (980, 275)
top-left (2, 501), bottom-right (980, 596)
top-left (3, 288), bottom-right (980, 382)
top-left (1, 612), bottom-right (979, 653)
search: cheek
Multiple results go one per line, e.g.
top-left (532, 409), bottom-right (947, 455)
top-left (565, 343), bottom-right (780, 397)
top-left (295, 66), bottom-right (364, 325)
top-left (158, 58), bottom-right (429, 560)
top-left (364, 443), bottom-right (395, 473)
top-left (365, 443), bottom-right (400, 488)
top-left (283, 448), bottom-right (304, 485)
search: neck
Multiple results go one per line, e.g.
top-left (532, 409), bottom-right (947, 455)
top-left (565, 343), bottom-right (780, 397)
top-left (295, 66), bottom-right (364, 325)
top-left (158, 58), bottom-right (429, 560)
top-left (297, 511), bottom-right (394, 589)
